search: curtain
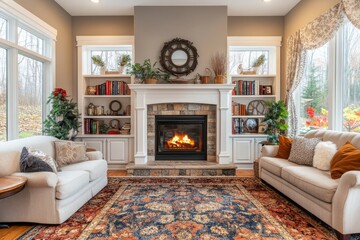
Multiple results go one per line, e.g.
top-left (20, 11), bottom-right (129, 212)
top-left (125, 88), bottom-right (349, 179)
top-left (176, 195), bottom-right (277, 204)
top-left (285, 32), bottom-right (306, 137)
top-left (343, 0), bottom-right (360, 29)
top-left (285, 0), bottom-right (360, 136)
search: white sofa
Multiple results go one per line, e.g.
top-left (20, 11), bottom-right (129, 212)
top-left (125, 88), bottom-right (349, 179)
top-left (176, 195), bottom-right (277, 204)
top-left (0, 136), bottom-right (108, 224)
top-left (259, 130), bottom-right (360, 239)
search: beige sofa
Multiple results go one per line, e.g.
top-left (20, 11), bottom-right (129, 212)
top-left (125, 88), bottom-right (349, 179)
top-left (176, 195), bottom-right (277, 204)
top-left (0, 136), bottom-right (108, 224)
top-left (259, 130), bottom-right (360, 239)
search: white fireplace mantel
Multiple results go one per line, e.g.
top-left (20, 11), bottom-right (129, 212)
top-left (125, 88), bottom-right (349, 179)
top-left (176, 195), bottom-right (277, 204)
top-left (129, 84), bottom-right (235, 165)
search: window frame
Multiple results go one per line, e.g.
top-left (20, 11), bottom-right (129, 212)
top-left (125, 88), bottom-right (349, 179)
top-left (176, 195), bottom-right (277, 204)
top-left (0, 0), bottom-right (56, 140)
top-left (295, 19), bottom-right (360, 134)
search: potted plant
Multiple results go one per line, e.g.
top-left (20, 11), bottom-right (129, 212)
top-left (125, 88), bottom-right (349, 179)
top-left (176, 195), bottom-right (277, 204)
top-left (252, 54), bottom-right (266, 74)
top-left (91, 55), bottom-right (106, 75)
top-left (263, 100), bottom-right (288, 143)
top-left (128, 59), bottom-right (169, 84)
top-left (118, 54), bottom-right (131, 74)
top-left (43, 88), bottom-right (81, 140)
top-left (210, 52), bottom-right (227, 84)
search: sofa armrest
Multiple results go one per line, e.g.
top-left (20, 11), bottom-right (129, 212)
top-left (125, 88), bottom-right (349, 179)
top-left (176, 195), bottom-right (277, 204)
top-left (260, 145), bottom-right (279, 158)
top-left (85, 151), bottom-right (103, 160)
top-left (332, 171), bottom-right (360, 234)
top-left (12, 172), bottom-right (58, 188)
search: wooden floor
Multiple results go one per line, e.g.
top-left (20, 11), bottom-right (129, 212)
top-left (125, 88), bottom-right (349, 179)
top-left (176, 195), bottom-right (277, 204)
top-left (0, 169), bottom-right (253, 239)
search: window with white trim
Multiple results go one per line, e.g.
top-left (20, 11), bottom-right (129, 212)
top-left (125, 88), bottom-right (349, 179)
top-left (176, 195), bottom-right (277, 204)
top-left (296, 18), bottom-right (360, 134)
top-left (0, 1), bottom-right (56, 141)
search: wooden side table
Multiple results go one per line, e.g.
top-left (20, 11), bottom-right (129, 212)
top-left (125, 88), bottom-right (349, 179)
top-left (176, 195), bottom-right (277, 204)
top-left (0, 176), bottom-right (27, 199)
top-left (0, 176), bottom-right (27, 228)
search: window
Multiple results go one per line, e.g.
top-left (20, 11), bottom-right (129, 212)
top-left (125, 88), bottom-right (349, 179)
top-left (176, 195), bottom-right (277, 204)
top-left (0, 1), bottom-right (56, 141)
top-left (298, 44), bottom-right (329, 134)
top-left (18, 54), bottom-right (43, 138)
top-left (296, 18), bottom-right (360, 134)
top-left (340, 20), bottom-right (360, 132)
top-left (0, 47), bottom-right (6, 141)
top-left (0, 16), bottom-right (7, 39)
top-left (90, 47), bottom-right (132, 74)
top-left (229, 48), bottom-right (269, 75)
top-left (228, 37), bottom-right (281, 77)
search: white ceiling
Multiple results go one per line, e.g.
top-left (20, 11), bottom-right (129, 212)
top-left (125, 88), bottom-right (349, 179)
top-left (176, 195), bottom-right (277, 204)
top-left (54, 0), bottom-right (301, 17)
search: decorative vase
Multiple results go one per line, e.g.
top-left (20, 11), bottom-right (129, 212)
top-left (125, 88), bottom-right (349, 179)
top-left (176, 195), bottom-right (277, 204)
top-left (100, 66), bottom-right (106, 75)
top-left (200, 76), bottom-right (210, 84)
top-left (215, 75), bottom-right (224, 84)
top-left (252, 66), bottom-right (259, 74)
top-left (145, 78), bottom-right (157, 84)
top-left (118, 65), bottom-right (125, 74)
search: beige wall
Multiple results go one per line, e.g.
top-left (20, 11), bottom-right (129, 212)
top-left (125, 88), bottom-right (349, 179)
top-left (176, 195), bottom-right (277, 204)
top-left (281, 0), bottom-right (340, 99)
top-left (228, 17), bottom-right (284, 36)
top-left (15, 0), bottom-right (74, 96)
top-left (134, 6), bottom-right (227, 81)
top-left (72, 16), bottom-right (134, 97)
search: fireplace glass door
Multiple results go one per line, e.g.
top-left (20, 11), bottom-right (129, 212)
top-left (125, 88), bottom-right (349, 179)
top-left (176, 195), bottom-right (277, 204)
top-left (155, 115), bottom-right (207, 160)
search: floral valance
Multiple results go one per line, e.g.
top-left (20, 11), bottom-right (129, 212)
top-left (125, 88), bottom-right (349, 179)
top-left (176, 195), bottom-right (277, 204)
top-left (343, 0), bottom-right (360, 29)
top-left (300, 3), bottom-right (344, 49)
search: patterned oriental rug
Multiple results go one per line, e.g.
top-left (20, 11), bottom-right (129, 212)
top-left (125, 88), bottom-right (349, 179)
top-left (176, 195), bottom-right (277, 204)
top-left (19, 177), bottom-right (338, 240)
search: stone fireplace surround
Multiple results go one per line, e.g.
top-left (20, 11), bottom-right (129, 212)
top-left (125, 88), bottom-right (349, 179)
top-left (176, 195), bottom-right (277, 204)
top-left (147, 103), bottom-right (216, 162)
top-left (129, 84), bottom-right (234, 165)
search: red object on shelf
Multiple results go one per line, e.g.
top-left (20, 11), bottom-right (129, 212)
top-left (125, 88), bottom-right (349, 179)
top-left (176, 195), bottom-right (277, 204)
top-left (107, 131), bottom-right (120, 134)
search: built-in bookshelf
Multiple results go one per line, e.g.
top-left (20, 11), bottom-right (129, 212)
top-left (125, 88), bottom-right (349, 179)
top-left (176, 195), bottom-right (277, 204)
top-left (231, 74), bottom-right (279, 135)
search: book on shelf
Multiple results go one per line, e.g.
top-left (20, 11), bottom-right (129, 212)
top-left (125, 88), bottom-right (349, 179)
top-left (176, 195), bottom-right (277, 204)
top-left (232, 80), bottom-right (261, 96)
top-left (91, 80), bottom-right (130, 96)
top-left (232, 101), bottom-right (247, 116)
top-left (120, 122), bottom-right (131, 135)
top-left (232, 118), bottom-right (244, 134)
top-left (84, 118), bottom-right (102, 134)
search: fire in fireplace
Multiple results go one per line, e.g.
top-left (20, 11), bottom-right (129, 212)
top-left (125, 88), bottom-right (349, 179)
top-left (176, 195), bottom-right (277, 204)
top-left (155, 115), bottom-right (207, 160)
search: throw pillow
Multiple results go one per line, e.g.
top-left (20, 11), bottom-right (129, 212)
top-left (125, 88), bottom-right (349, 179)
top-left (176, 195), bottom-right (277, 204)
top-left (19, 147), bottom-right (58, 173)
top-left (330, 141), bottom-right (360, 179)
top-left (275, 135), bottom-right (293, 159)
top-left (54, 141), bottom-right (89, 167)
top-left (288, 137), bottom-right (321, 166)
top-left (313, 141), bottom-right (337, 171)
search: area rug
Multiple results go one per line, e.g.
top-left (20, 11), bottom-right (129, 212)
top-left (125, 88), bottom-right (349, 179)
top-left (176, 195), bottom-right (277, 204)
top-left (19, 177), bottom-right (339, 240)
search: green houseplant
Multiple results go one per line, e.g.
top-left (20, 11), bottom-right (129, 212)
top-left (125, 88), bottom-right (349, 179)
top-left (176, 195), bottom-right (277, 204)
top-left (263, 100), bottom-right (288, 143)
top-left (91, 55), bottom-right (106, 74)
top-left (252, 54), bottom-right (266, 74)
top-left (118, 54), bottom-right (131, 74)
top-left (43, 88), bottom-right (81, 140)
top-left (128, 59), bottom-right (169, 84)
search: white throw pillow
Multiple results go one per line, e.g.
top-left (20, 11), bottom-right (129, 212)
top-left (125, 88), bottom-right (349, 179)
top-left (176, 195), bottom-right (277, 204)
top-left (313, 141), bottom-right (337, 171)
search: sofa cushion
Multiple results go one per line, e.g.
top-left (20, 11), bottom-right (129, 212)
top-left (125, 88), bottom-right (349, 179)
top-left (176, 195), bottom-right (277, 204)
top-left (330, 141), bottom-right (360, 179)
top-left (56, 171), bottom-right (89, 200)
top-left (313, 141), bottom-right (337, 171)
top-left (282, 166), bottom-right (339, 203)
top-left (19, 147), bottom-right (58, 173)
top-left (260, 157), bottom-right (298, 177)
top-left (54, 141), bottom-right (89, 167)
top-left (60, 160), bottom-right (107, 181)
top-left (275, 135), bottom-right (293, 159)
top-left (288, 137), bottom-right (321, 166)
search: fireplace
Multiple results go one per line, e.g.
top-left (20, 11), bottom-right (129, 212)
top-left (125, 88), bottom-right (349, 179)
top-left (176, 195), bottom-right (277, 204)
top-left (155, 115), bottom-right (207, 160)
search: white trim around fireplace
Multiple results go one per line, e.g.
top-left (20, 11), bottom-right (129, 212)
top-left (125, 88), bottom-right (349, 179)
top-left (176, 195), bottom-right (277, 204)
top-left (129, 84), bottom-right (235, 165)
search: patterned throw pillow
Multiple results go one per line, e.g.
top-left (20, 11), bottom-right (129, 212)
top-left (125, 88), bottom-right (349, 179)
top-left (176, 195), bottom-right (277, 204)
top-left (288, 137), bottom-right (321, 166)
top-left (54, 141), bottom-right (89, 167)
top-left (20, 147), bottom-right (58, 173)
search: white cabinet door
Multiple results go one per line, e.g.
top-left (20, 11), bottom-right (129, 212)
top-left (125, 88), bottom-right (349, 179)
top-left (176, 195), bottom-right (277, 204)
top-left (233, 138), bottom-right (254, 163)
top-left (107, 139), bottom-right (128, 164)
top-left (82, 138), bottom-right (106, 153)
top-left (254, 137), bottom-right (267, 160)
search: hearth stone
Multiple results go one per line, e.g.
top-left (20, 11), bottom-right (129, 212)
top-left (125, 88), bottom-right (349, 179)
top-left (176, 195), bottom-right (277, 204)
top-left (126, 161), bottom-right (237, 176)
